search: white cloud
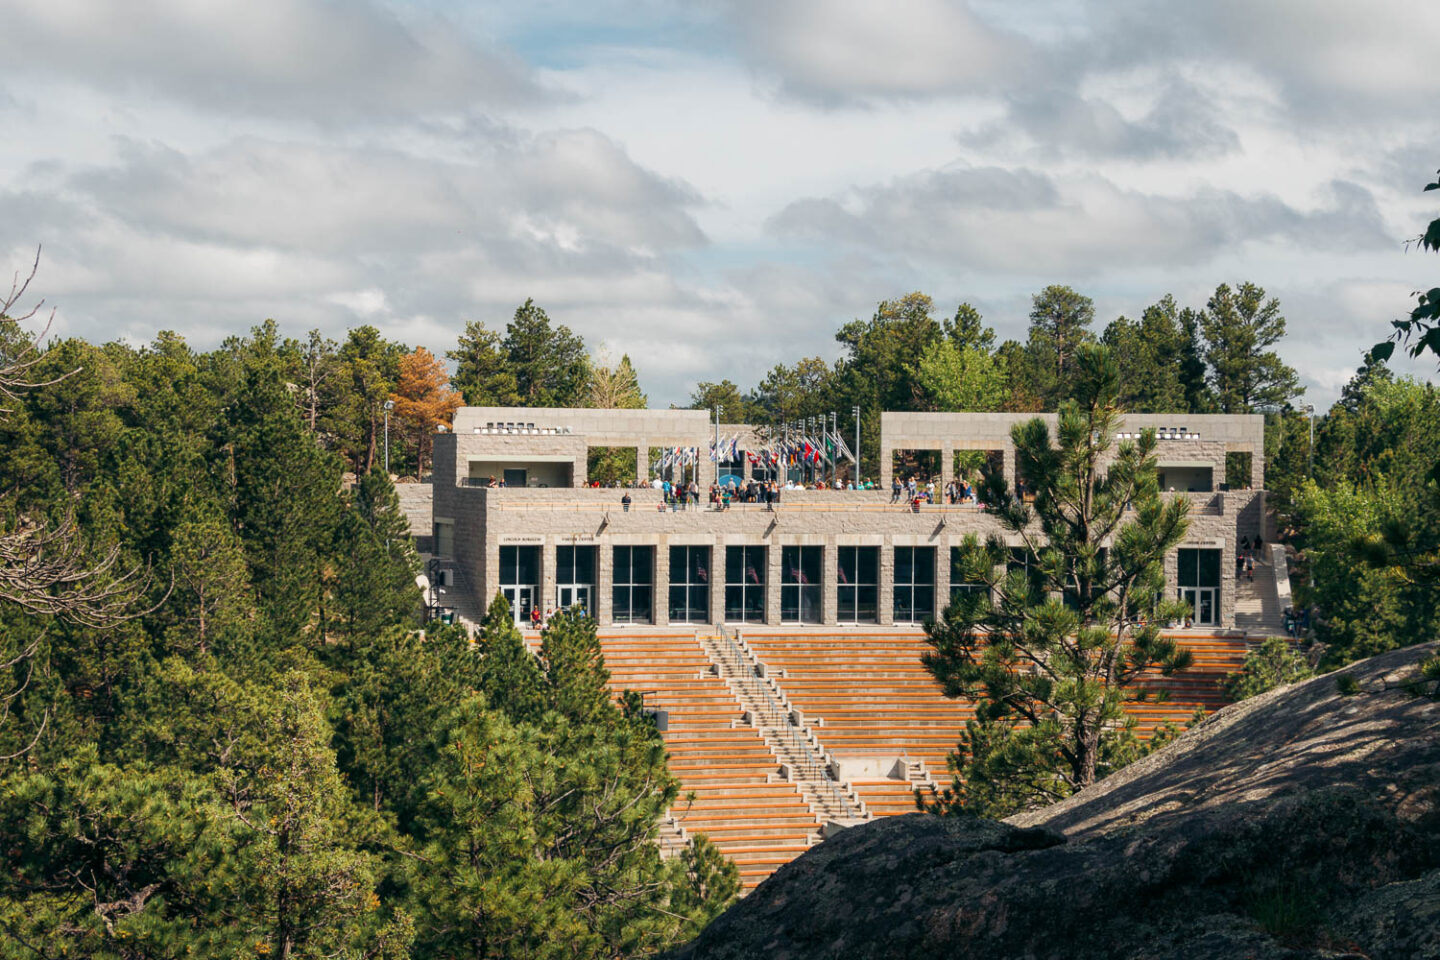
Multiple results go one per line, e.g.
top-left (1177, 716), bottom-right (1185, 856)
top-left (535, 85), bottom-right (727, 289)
top-left (4, 0), bottom-right (542, 121)
top-left (726, 0), bottom-right (1030, 102)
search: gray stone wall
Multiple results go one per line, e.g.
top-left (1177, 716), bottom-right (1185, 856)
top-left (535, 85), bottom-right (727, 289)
top-left (440, 487), bottom-right (1255, 630)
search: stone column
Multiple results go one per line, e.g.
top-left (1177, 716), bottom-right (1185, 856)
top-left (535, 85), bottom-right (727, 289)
top-left (879, 441), bottom-right (893, 493)
top-left (765, 540), bottom-right (783, 626)
top-left (597, 542), bottom-right (614, 626)
top-left (940, 442), bottom-right (954, 499)
top-left (653, 541), bottom-right (670, 627)
top-left (709, 542), bottom-right (726, 627)
top-left (822, 539), bottom-right (838, 626)
top-left (636, 444), bottom-right (649, 484)
top-left (542, 540), bottom-right (558, 618)
top-left (934, 537), bottom-right (951, 617)
top-left (878, 536), bottom-right (895, 626)
top-left (573, 455), bottom-right (585, 488)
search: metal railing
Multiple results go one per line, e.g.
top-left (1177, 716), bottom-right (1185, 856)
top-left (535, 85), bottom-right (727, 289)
top-left (715, 626), bottom-right (856, 819)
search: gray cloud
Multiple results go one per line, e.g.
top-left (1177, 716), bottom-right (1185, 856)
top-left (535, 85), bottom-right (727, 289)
top-left (1087, 1), bottom-right (1440, 125)
top-left (3, 0), bottom-right (543, 122)
top-left (725, 0), bottom-right (1032, 104)
top-left (964, 80), bottom-right (1241, 161)
top-left (767, 166), bottom-right (1390, 276)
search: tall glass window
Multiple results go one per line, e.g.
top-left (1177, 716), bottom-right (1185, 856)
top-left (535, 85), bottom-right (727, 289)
top-left (555, 544), bottom-right (597, 614)
top-left (724, 546), bottom-right (766, 623)
top-left (837, 546), bottom-right (878, 623)
top-left (498, 545), bottom-right (540, 625)
top-left (1063, 548), bottom-right (1108, 610)
top-left (1007, 547), bottom-right (1047, 598)
top-left (950, 546), bottom-right (989, 605)
top-left (893, 546), bottom-right (936, 623)
top-left (668, 545), bottom-right (711, 623)
top-left (1177, 547), bottom-right (1221, 626)
top-left (781, 546), bottom-right (823, 623)
top-left (612, 545), bottom-right (653, 624)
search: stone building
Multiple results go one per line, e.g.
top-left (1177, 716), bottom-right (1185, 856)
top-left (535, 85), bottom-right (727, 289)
top-left (428, 407), bottom-right (1270, 632)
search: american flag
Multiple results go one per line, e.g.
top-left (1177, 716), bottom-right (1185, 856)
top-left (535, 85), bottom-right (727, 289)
top-left (747, 565), bottom-right (760, 585)
top-left (697, 563), bottom-right (708, 583)
top-left (789, 566), bottom-right (808, 585)
top-left (838, 565), bottom-right (849, 585)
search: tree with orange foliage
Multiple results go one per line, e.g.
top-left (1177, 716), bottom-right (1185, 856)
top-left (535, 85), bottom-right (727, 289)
top-left (389, 347), bottom-right (462, 479)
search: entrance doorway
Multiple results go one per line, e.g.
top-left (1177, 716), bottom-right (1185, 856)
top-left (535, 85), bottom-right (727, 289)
top-left (502, 585), bottom-right (536, 625)
top-left (1177, 548), bottom-right (1221, 627)
top-left (555, 544), bottom-right (597, 615)
top-left (498, 544), bottom-right (540, 626)
top-left (556, 584), bottom-right (592, 614)
top-left (1180, 587), bottom-right (1218, 626)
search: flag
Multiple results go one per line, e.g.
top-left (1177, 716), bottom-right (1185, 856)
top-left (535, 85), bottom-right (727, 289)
top-left (729, 437), bottom-right (739, 461)
top-left (838, 564), bottom-right (848, 585)
top-left (697, 562), bottom-right (708, 582)
top-left (746, 564), bottom-right (760, 585)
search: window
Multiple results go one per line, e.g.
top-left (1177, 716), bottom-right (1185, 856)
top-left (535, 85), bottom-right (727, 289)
top-left (837, 546), bottom-right (878, 623)
top-left (724, 546), bottom-right (766, 623)
top-left (781, 546), bottom-right (823, 623)
top-left (612, 546), bottom-right (653, 624)
top-left (949, 546), bottom-right (988, 605)
top-left (498, 545), bottom-right (540, 625)
top-left (434, 520), bottom-right (454, 558)
top-left (893, 546), bottom-right (935, 623)
top-left (1176, 547), bottom-right (1221, 626)
top-left (1007, 547), bottom-right (1047, 597)
top-left (1063, 548), bottom-right (1108, 611)
top-left (556, 544), bottom-right (597, 614)
top-left (668, 545), bottom-right (711, 623)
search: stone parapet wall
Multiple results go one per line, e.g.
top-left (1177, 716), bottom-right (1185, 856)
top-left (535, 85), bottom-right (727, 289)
top-left (432, 484), bottom-right (1261, 630)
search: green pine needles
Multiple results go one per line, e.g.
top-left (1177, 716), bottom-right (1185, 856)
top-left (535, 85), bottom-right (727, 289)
top-left (922, 344), bottom-right (1194, 817)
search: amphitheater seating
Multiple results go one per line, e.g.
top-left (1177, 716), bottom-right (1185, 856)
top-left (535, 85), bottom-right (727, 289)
top-left (597, 633), bottom-right (821, 889)
top-left (594, 628), bottom-right (1250, 889)
top-left (743, 629), bottom-right (1251, 813)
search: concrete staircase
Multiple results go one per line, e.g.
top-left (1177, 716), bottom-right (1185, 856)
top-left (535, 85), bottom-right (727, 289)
top-left (1234, 547), bottom-right (1286, 637)
top-left (596, 632), bottom-right (824, 891)
top-left (698, 630), bottom-right (867, 825)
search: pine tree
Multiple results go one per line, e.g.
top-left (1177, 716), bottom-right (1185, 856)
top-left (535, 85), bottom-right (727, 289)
top-left (448, 320), bottom-right (521, 406)
top-left (331, 621), bottom-right (481, 823)
top-left (1102, 295), bottom-right (1191, 413)
top-left (539, 608), bottom-right (614, 726)
top-left (1022, 285), bottom-right (1095, 406)
top-left (331, 469), bottom-right (420, 643)
top-left (1200, 281), bottom-right (1301, 413)
top-left (922, 343), bottom-right (1193, 817)
top-left (221, 337), bottom-right (342, 645)
top-left (478, 594), bottom-right (546, 725)
top-left (165, 494), bottom-right (252, 659)
top-left (503, 299), bottom-right (590, 407)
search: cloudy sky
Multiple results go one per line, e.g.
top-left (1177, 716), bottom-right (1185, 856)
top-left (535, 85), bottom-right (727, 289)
top-left (1, 0), bottom-right (1436, 408)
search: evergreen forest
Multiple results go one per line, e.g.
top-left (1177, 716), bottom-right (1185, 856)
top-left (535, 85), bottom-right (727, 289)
top-left (0, 169), bottom-right (1437, 954)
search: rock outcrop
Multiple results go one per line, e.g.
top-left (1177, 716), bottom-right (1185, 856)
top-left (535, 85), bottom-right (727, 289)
top-left (668, 642), bottom-right (1440, 959)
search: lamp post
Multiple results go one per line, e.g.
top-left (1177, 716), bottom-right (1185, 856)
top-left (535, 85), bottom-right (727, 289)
top-left (853, 405), bottom-right (860, 487)
top-left (714, 404), bottom-right (722, 490)
top-left (1303, 403), bottom-right (1315, 477)
top-left (383, 399), bottom-right (395, 475)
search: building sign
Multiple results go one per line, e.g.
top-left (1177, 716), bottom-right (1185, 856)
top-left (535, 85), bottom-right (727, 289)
top-left (500, 535), bottom-right (544, 544)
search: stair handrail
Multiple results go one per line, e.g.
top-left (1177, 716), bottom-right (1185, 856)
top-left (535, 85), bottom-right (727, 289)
top-left (714, 626), bottom-right (855, 820)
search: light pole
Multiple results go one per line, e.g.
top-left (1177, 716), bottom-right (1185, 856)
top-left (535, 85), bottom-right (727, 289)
top-left (1303, 403), bottom-right (1315, 477)
top-left (853, 405), bottom-right (860, 487)
top-left (714, 404), bottom-right (722, 489)
top-left (383, 399), bottom-right (395, 475)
